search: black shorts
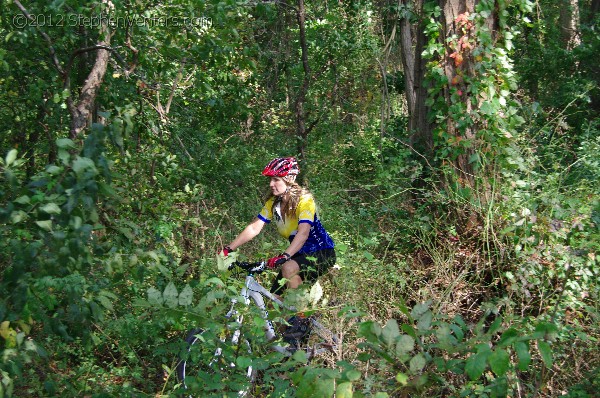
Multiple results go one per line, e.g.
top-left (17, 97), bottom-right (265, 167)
top-left (270, 248), bottom-right (336, 294)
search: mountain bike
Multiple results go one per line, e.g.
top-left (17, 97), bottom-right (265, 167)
top-left (175, 260), bottom-right (339, 396)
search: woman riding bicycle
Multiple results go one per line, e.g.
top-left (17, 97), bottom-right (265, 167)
top-left (221, 157), bottom-right (336, 295)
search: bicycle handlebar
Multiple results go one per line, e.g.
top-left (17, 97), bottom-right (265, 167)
top-left (229, 260), bottom-right (268, 274)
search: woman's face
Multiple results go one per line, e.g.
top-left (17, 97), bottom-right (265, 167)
top-left (269, 177), bottom-right (288, 196)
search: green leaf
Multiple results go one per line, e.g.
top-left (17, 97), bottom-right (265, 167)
top-left (40, 203), bottom-right (61, 215)
top-left (100, 290), bottom-right (118, 300)
top-left (10, 210), bottom-right (27, 224)
top-left (487, 316), bottom-right (503, 335)
top-left (235, 356), bottom-right (252, 369)
top-left (132, 298), bottom-right (151, 308)
top-left (46, 165), bottom-right (63, 175)
top-left (480, 101), bottom-right (494, 115)
top-left (534, 322), bottom-right (559, 342)
top-left (5, 149), bottom-right (17, 166)
top-left (449, 323), bottom-right (465, 341)
top-left (97, 295), bottom-right (114, 311)
top-left (498, 327), bottom-right (518, 347)
top-left (396, 334), bottom-right (415, 356)
top-left (309, 281), bottom-right (323, 306)
top-left (538, 341), bottom-right (553, 368)
top-left (515, 341), bottom-right (531, 371)
top-left (292, 349), bottom-right (308, 364)
top-left (468, 152), bottom-right (480, 165)
top-left (488, 348), bottom-right (510, 376)
top-left (163, 282), bottom-right (179, 308)
top-left (56, 138), bottom-right (76, 149)
top-left (72, 157), bottom-right (98, 177)
top-left (14, 195), bottom-right (30, 204)
top-left (203, 277), bottom-right (225, 287)
top-left (216, 251), bottom-right (238, 272)
top-left (396, 372), bottom-right (409, 386)
top-left (147, 287), bottom-right (163, 306)
top-left (358, 321), bottom-right (382, 343)
top-left (465, 349), bottom-right (491, 380)
top-left (344, 369), bottom-right (361, 382)
top-left (411, 301), bottom-right (431, 319)
top-left (178, 284), bottom-right (194, 306)
top-left (435, 322), bottom-right (456, 348)
top-left (381, 319), bottom-right (400, 347)
top-left (409, 353), bottom-right (426, 374)
top-left (335, 381), bottom-right (353, 398)
top-left (35, 220), bottom-right (53, 231)
top-left (58, 148), bottom-right (70, 165)
top-left (417, 310), bottom-right (433, 331)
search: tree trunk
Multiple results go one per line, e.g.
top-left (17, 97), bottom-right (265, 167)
top-left (13, 0), bottom-right (112, 143)
top-left (68, 56), bottom-right (109, 139)
top-left (295, 0), bottom-right (310, 161)
top-left (404, 0), bottom-right (499, 187)
top-left (559, 0), bottom-right (581, 50)
top-left (400, 1), bottom-right (432, 155)
top-left (68, 35), bottom-right (111, 139)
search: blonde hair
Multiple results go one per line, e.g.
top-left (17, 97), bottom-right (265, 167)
top-left (266, 181), bottom-right (311, 222)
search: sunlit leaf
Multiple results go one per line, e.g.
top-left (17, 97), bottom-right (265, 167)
top-left (411, 301), bottom-right (431, 319)
top-left (178, 284), bottom-right (194, 306)
top-left (147, 287), bottom-right (163, 306)
top-left (309, 280), bottom-right (323, 306)
top-left (40, 203), bottom-right (61, 215)
top-left (35, 220), bottom-right (52, 231)
top-left (5, 149), bottom-right (17, 166)
top-left (56, 138), bottom-right (76, 149)
top-left (163, 282), bottom-right (179, 308)
top-left (409, 353), bottom-right (426, 373)
top-left (381, 319), bottom-right (400, 347)
top-left (396, 372), bottom-right (408, 386)
top-left (396, 334), bottom-right (415, 356)
top-left (335, 381), bottom-right (353, 398)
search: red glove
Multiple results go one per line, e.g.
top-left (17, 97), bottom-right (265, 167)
top-left (267, 252), bottom-right (291, 269)
top-left (220, 246), bottom-right (234, 257)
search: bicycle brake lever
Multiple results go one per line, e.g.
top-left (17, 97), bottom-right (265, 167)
top-left (249, 261), bottom-right (266, 273)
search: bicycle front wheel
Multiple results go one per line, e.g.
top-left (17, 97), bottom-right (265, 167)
top-left (176, 327), bottom-right (256, 396)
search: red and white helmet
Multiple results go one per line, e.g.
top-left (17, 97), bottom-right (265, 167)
top-left (262, 157), bottom-right (300, 178)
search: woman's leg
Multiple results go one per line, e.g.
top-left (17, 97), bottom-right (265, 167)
top-left (281, 259), bottom-right (302, 289)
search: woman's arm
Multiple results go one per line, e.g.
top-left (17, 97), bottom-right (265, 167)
top-left (227, 217), bottom-right (265, 250)
top-left (283, 222), bottom-right (310, 256)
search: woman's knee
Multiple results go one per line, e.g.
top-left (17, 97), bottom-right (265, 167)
top-left (281, 260), bottom-right (300, 278)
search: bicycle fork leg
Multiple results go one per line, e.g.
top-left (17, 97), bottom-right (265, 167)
top-left (226, 290), bottom-right (256, 383)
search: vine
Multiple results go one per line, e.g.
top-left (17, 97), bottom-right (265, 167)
top-left (422, 0), bottom-right (533, 176)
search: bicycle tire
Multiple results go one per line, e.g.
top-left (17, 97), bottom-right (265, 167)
top-left (176, 327), bottom-right (256, 396)
top-left (176, 328), bottom-right (204, 384)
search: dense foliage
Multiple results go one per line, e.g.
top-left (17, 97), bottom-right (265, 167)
top-left (1, 0), bottom-right (598, 397)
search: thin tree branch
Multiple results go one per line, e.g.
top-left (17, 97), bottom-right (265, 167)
top-left (165, 61), bottom-right (185, 115)
top-left (13, 0), bottom-right (65, 76)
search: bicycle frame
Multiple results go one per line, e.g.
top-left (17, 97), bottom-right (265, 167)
top-left (178, 260), bottom-right (338, 394)
top-left (226, 263), bottom-right (293, 355)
